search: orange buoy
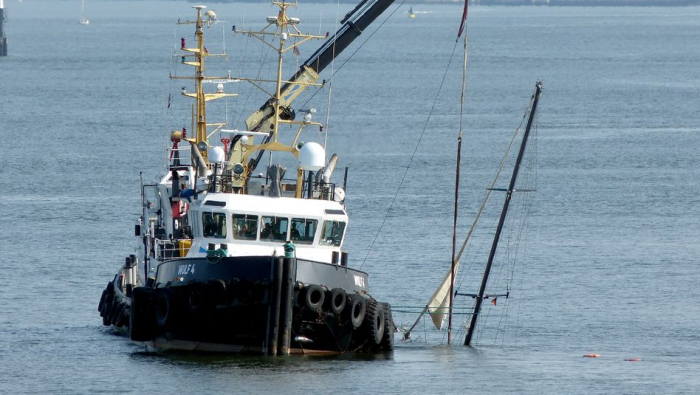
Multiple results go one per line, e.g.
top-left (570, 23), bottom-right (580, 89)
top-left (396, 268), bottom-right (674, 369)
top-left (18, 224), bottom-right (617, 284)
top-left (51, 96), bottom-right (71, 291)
top-left (583, 354), bottom-right (601, 358)
top-left (624, 358), bottom-right (642, 362)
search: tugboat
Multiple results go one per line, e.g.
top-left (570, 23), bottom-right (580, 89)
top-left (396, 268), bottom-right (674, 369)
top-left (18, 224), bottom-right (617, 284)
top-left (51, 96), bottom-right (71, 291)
top-left (97, 1), bottom-right (396, 355)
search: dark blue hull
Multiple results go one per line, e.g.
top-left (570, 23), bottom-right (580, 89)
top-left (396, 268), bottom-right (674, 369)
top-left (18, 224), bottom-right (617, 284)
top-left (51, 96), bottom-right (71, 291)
top-left (99, 256), bottom-right (394, 354)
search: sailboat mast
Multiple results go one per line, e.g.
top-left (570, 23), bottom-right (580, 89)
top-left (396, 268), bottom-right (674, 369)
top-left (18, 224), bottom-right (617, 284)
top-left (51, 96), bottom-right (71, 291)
top-left (448, 132), bottom-right (462, 345)
top-left (464, 81), bottom-right (542, 346)
top-left (448, 35), bottom-right (469, 344)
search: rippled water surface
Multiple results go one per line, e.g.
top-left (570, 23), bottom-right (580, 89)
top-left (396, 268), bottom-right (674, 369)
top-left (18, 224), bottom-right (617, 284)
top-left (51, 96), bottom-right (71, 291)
top-left (1, 1), bottom-right (699, 393)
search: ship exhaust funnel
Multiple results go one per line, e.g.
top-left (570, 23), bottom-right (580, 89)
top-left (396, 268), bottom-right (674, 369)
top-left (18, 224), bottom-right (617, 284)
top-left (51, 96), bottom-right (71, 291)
top-left (268, 165), bottom-right (286, 197)
top-left (191, 144), bottom-right (208, 177)
top-left (322, 154), bottom-right (338, 184)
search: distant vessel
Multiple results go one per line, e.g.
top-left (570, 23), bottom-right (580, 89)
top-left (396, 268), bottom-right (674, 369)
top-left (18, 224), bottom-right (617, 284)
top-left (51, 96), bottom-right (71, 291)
top-left (79, 0), bottom-right (89, 25)
top-left (97, 0), bottom-right (399, 355)
top-left (204, 9), bottom-right (217, 24)
top-left (0, 0), bottom-right (7, 56)
top-left (408, 6), bottom-right (415, 18)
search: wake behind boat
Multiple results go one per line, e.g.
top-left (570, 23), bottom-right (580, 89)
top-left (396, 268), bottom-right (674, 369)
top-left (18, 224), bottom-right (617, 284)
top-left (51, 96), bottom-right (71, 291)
top-left (97, 1), bottom-right (397, 355)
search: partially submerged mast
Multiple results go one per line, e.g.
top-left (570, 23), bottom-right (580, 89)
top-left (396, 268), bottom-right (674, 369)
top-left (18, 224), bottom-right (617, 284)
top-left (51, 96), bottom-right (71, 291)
top-left (464, 81), bottom-right (543, 346)
top-left (0, 0), bottom-right (7, 56)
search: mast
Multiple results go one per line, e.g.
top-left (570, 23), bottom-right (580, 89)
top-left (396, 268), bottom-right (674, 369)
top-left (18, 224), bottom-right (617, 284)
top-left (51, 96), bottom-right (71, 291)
top-left (230, 1), bottom-right (327, 188)
top-left (448, 132), bottom-right (461, 345)
top-left (448, 30), bottom-right (470, 345)
top-left (243, 0), bottom-right (396, 135)
top-left (173, 5), bottom-right (237, 166)
top-left (194, 6), bottom-right (207, 156)
top-left (0, 0), bottom-right (7, 57)
top-left (464, 81), bottom-right (542, 346)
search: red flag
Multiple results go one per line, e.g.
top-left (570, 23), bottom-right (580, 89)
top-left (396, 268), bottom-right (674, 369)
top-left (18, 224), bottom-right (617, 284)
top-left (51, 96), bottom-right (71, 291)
top-left (457, 0), bottom-right (469, 39)
top-left (293, 45), bottom-right (300, 56)
top-left (491, 297), bottom-right (497, 306)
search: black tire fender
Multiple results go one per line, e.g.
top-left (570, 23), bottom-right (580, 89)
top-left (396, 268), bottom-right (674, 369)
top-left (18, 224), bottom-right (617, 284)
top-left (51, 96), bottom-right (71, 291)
top-left (364, 299), bottom-right (385, 346)
top-left (380, 302), bottom-right (394, 350)
top-left (304, 284), bottom-right (325, 313)
top-left (111, 303), bottom-right (126, 326)
top-left (347, 294), bottom-right (366, 329)
top-left (130, 287), bottom-right (156, 342)
top-left (98, 289), bottom-right (107, 314)
top-left (101, 293), bottom-right (114, 326)
top-left (187, 282), bottom-right (208, 315)
top-left (208, 279), bottom-right (228, 307)
top-left (155, 290), bottom-right (173, 328)
top-left (327, 288), bottom-right (347, 316)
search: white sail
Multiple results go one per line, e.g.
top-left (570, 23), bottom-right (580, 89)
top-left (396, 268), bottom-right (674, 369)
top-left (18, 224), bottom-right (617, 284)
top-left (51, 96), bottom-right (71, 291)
top-left (79, 0), bottom-right (90, 25)
top-left (426, 259), bottom-right (460, 330)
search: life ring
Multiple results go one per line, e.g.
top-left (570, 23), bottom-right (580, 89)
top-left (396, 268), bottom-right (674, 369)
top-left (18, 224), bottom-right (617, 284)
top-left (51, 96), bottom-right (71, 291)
top-left (155, 290), bottom-right (173, 327)
top-left (327, 288), bottom-right (347, 316)
top-left (304, 284), bottom-right (325, 313)
top-left (347, 294), bottom-right (366, 329)
top-left (363, 299), bottom-right (385, 346)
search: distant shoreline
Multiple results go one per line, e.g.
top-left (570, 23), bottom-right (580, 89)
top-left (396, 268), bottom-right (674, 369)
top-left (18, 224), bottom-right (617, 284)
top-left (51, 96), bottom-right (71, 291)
top-left (188, 0), bottom-right (700, 5)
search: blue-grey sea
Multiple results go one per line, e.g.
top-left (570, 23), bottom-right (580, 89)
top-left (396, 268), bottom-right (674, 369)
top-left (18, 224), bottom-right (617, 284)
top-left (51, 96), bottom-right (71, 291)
top-left (1, 1), bottom-right (699, 393)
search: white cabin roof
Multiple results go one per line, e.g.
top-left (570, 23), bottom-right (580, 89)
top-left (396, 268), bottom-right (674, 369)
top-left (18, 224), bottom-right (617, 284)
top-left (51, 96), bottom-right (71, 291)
top-left (198, 193), bottom-right (348, 221)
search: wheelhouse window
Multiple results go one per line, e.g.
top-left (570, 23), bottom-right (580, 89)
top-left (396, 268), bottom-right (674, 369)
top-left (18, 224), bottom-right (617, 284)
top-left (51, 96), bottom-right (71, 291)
top-left (233, 214), bottom-right (259, 240)
top-left (319, 220), bottom-right (346, 247)
top-left (290, 218), bottom-right (318, 245)
top-left (202, 212), bottom-right (227, 238)
top-left (261, 216), bottom-right (289, 242)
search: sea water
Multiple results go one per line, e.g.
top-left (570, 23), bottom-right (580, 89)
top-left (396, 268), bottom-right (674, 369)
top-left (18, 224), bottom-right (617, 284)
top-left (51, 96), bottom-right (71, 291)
top-left (0, 1), bottom-right (699, 393)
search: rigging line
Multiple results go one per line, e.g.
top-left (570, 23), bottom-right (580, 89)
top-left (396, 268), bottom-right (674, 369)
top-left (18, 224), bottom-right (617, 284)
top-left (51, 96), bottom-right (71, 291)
top-left (323, 0), bottom-right (343, 151)
top-left (494, 117), bottom-right (539, 346)
top-left (494, 293), bottom-right (510, 346)
top-left (298, 0), bottom-right (407, 110)
top-left (359, 38), bottom-right (461, 270)
top-left (455, 96), bottom-right (538, 344)
top-left (479, 141), bottom-right (536, 343)
top-left (233, 32), bottom-right (272, 128)
top-left (511, 122), bottom-right (537, 345)
top-left (453, 120), bottom-right (528, 296)
top-left (514, 119), bottom-right (538, 347)
top-left (459, 34), bottom-right (468, 138)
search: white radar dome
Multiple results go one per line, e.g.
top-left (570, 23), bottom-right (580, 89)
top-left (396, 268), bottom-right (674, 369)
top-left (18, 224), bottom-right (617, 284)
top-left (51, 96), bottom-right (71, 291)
top-left (209, 146), bottom-right (225, 164)
top-left (298, 142), bottom-right (325, 171)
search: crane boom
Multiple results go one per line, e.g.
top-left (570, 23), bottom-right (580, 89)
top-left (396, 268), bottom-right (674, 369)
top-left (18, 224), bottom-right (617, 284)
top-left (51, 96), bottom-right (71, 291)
top-left (244, 0), bottom-right (396, 132)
